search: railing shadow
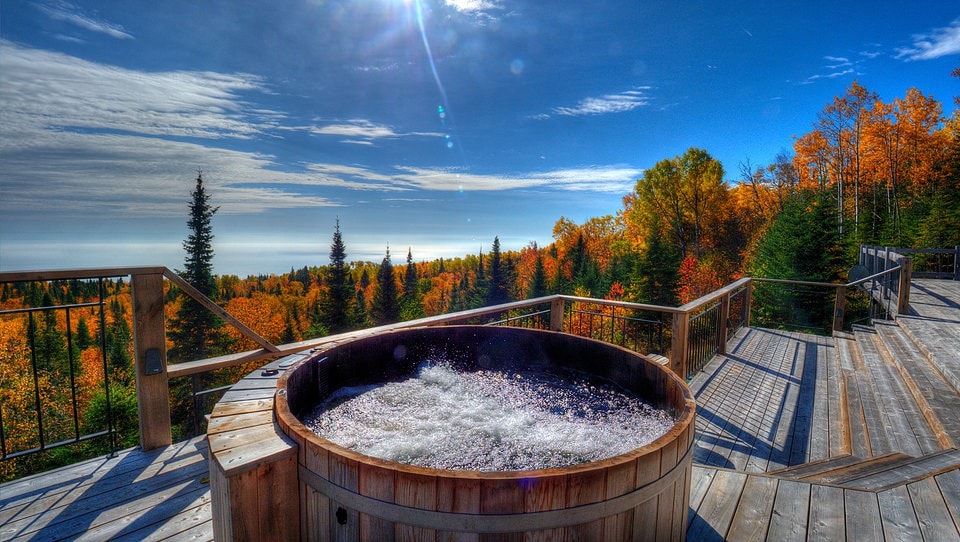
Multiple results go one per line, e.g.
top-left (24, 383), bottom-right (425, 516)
top-left (0, 439), bottom-right (207, 540)
top-left (691, 329), bottom-right (822, 470)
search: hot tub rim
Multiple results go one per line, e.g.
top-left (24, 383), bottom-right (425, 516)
top-left (274, 325), bottom-right (695, 481)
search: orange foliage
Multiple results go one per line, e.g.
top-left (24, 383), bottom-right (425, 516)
top-left (677, 257), bottom-right (723, 304)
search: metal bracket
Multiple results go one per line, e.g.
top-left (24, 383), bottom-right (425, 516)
top-left (144, 348), bottom-right (163, 375)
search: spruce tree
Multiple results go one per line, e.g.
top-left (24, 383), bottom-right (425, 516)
top-left (485, 237), bottom-right (511, 306)
top-left (401, 248), bottom-right (424, 319)
top-left (168, 171), bottom-right (230, 363)
top-left (320, 220), bottom-right (352, 333)
top-left (529, 247), bottom-right (548, 299)
top-left (371, 247), bottom-right (400, 325)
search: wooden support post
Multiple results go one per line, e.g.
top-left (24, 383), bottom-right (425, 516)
top-left (131, 272), bottom-right (172, 450)
top-left (718, 293), bottom-right (731, 355)
top-left (549, 297), bottom-right (565, 332)
top-left (897, 257), bottom-right (912, 316)
top-left (832, 285), bottom-right (846, 332)
top-left (671, 311), bottom-right (690, 379)
top-left (954, 246), bottom-right (959, 281)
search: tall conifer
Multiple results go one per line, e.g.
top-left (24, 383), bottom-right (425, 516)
top-left (320, 220), bottom-right (352, 333)
top-left (372, 247), bottom-right (400, 325)
top-left (168, 171), bottom-right (230, 363)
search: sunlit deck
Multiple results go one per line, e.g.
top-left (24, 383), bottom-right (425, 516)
top-left (2, 278), bottom-right (959, 541)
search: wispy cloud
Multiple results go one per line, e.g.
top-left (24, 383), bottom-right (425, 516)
top-left (311, 119), bottom-right (443, 145)
top-left (35, 1), bottom-right (134, 40)
top-left (896, 18), bottom-right (960, 61)
top-left (443, 0), bottom-right (501, 13)
top-left (390, 165), bottom-right (641, 193)
top-left (801, 55), bottom-right (859, 84)
top-left (539, 88), bottom-right (651, 119)
top-left (0, 40), bottom-right (272, 141)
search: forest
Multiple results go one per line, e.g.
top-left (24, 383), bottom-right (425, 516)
top-left (1, 77), bottom-right (959, 480)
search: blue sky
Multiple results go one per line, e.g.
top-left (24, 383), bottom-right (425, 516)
top-left (1, 1), bottom-right (958, 276)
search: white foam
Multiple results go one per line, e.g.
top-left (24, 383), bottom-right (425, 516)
top-left (304, 363), bottom-right (675, 471)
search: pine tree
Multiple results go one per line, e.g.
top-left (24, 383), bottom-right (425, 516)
top-left (168, 171), bottom-right (231, 363)
top-left (75, 316), bottom-right (92, 351)
top-left (485, 237), bottom-right (511, 306)
top-left (401, 248), bottom-right (424, 319)
top-left (371, 247), bottom-right (400, 325)
top-left (320, 220), bottom-right (352, 333)
top-left (528, 248), bottom-right (548, 299)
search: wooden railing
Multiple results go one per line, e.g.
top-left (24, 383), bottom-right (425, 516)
top-left (0, 248), bottom-right (928, 458)
top-left (862, 245), bottom-right (958, 281)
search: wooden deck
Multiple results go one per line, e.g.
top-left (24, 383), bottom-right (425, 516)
top-left (688, 278), bottom-right (960, 540)
top-left (2, 278), bottom-right (959, 541)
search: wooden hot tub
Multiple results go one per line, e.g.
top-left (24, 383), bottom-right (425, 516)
top-left (274, 325), bottom-right (695, 541)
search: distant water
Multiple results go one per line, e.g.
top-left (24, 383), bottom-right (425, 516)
top-left (303, 361), bottom-right (675, 471)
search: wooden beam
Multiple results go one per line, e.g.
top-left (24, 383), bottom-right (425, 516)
top-left (131, 272), bottom-right (172, 450)
top-left (897, 257), bottom-right (912, 316)
top-left (833, 285), bottom-right (847, 332)
top-left (671, 311), bottom-right (690, 379)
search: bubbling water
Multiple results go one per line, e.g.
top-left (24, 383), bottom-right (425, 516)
top-left (303, 361), bottom-right (675, 471)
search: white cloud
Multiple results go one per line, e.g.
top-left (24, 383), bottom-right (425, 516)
top-left (390, 165), bottom-right (641, 193)
top-left (896, 19), bottom-right (960, 61)
top-left (0, 40), bottom-right (272, 142)
top-left (544, 88), bottom-right (651, 118)
top-left (36, 1), bottom-right (134, 40)
top-left (311, 119), bottom-right (443, 143)
top-left (443, 0), bottom-right (501, 14)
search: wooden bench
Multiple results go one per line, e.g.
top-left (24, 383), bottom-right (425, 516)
top-left (207, 353), bottom-right (309, 541)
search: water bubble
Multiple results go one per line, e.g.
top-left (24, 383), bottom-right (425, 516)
top-left (509, 58), bottom-right (524, 75)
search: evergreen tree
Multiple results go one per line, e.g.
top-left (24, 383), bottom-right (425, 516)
top-left (748, 190), bottom-right (845, 331)
top-left (371, 247), bottom-right (401, 325)
top-left (528, 248), bottom-right (548, 299)
top-left (353, 289), bottom-right (368, 327)
top-left (485, 237), bottom-right (511, 306)
top-left (320, 220), bottom-right (352, 333)
top-left (633, 225), bottom-right (681, 306)
top-left (75, 316), bottom-right (93, 351)
top-left (168, 171), bottom-right (231, 363)
top-left (106, 298), bottom-right (132, 379)
top-left (401, 248), bottom-right (424, 319)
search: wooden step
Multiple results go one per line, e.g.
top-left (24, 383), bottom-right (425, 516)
top-left (800, 452), bottom-right (914, 486)
top-left (766, 454), bottom-right (863, 479)
top-left (835, 334), bottom-right (871, 458)
top-left (841, 448), bottom-right (960, 492)
top-left (853, 325), bottom-right (941, 456)
top-left (873, 320), bottom-right (959, 449)
top-left (898, 314), bottom-right (960, 396)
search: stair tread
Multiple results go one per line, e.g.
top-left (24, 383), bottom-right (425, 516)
top-left (842, 448), bottom-right (960, 492)
top-left (766, 454), bottom-right (862, 478)
top-left (804, 452), bottom-right (915, 485)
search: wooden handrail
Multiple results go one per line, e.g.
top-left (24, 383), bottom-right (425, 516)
top-left (0, 266), bottom-right (167, 282)
top-left (161, 269), bottom-right (280, 354)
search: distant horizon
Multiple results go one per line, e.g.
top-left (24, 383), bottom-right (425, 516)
top-left (2, 1), bottom-right (958, 275)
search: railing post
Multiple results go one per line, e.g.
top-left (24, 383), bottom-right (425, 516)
top-left (718, 292), bottom-right (731, 355)
top-left (743, 279), bottom-right (753, 327)
top-left (833, 285), bottom-right (846, 332)
top-left (131, 272), bottom-right (172, 450)
top-left (897, 257), bottom-right (912, 316)
top-left (954, 246), bottom-right (959, 281)
top-left (671, 311), bottom-right (690, 379)
top-left (549, 297), bottom-right (565, 332)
